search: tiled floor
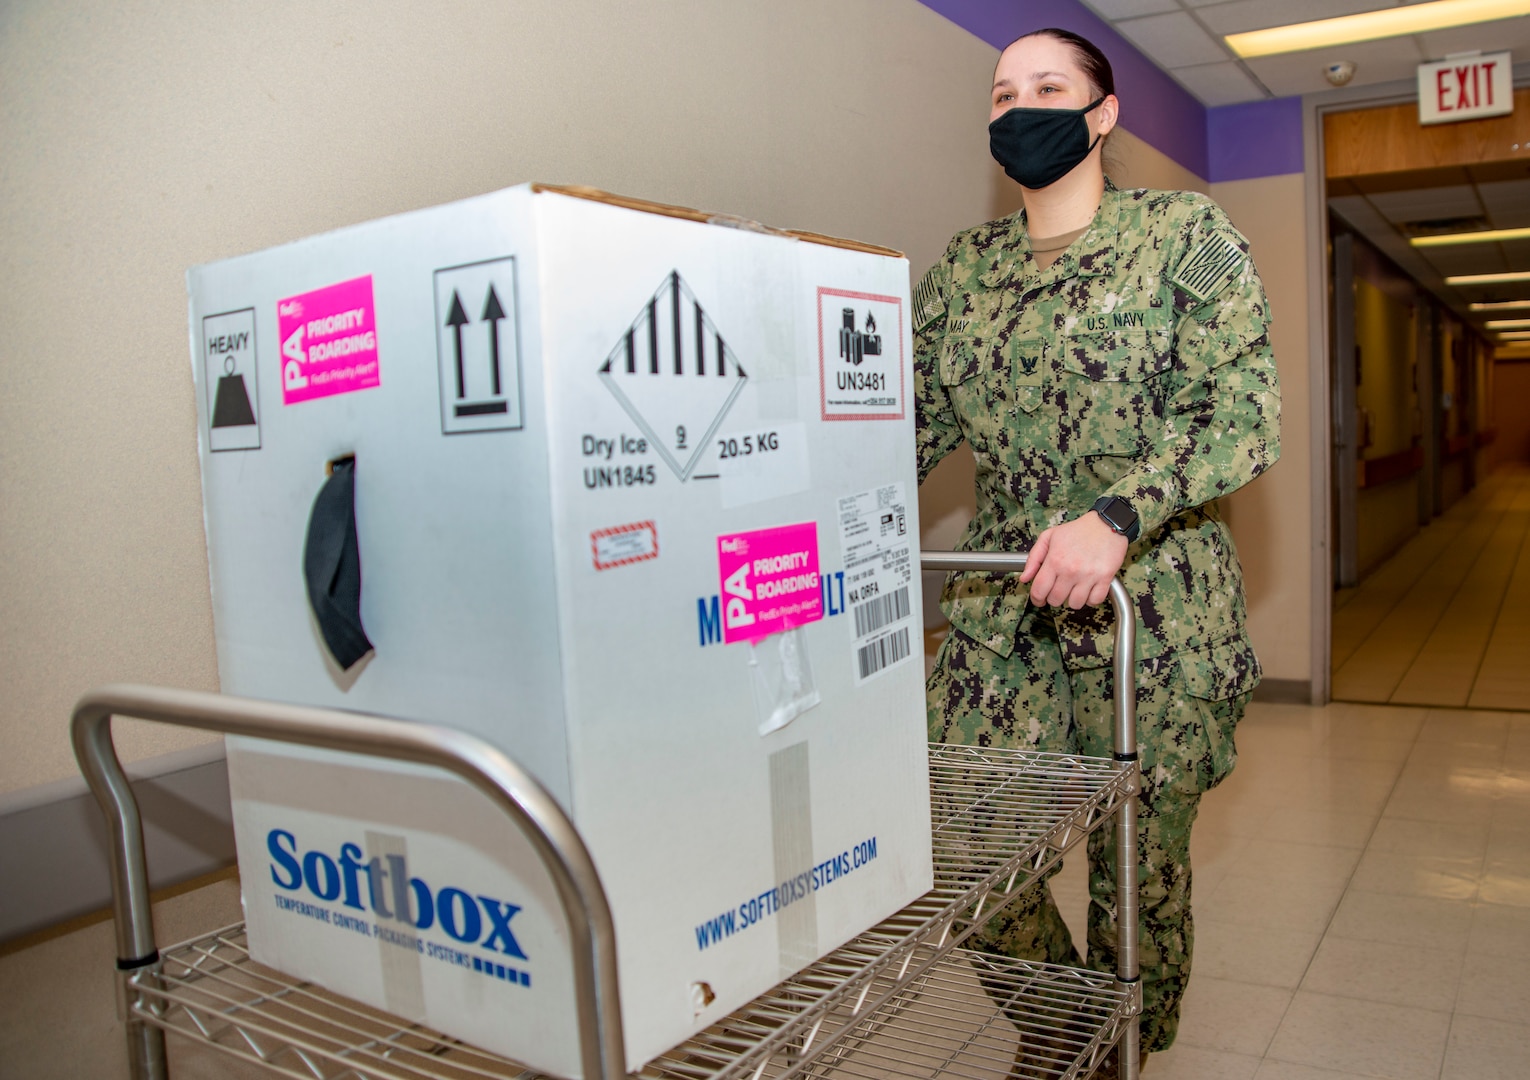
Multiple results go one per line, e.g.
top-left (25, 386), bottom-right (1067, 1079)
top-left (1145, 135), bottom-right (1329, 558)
top-left (4, 701), bottom-right (1530, 1078)
top-left (1333, 464), bottom-right (1530, 710)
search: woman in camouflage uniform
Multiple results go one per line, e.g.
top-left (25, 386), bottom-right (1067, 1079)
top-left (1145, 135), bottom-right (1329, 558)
top-left (916, 28), bottom-right (1281, 1074)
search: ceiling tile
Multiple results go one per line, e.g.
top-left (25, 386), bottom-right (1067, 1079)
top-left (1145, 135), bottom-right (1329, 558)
top-left (1114, 11), bottom-right (1231, 69)
top-left (1242, 36), bottom-right (1426, 97)
top-left (1079, 0), bottom-right (1180, 18)
top-left (1192, 0), bottom-right (1393, 37)
top-left (1368, 185), bottom-right (1485, 223)
top-left (1171, 61), bottom-right (1269, 106)
top-left (1418, 16), bottom-right (1530, 59)
top-left (1417, 246), bottom-right (1511, 277)
top-left (1496, 237), bottom-right (1530, 265)
top-left (1478, 181), bottom-right (1530, 229)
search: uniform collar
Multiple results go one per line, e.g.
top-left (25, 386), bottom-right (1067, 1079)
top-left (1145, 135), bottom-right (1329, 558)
top-left (980, 179), bottom-right (1123, 290)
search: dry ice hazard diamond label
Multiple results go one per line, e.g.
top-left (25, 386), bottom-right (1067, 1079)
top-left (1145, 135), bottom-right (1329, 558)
top-left (597, 270), bottom-right (748, 481)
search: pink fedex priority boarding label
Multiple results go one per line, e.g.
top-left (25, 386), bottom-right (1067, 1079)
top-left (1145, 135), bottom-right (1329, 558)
top-left (278, 275), bottom-right (381, 405)
top-left (716, 522), bottom-right (823, 645)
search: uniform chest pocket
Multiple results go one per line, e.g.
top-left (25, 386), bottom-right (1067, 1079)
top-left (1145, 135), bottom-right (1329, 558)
top-left (939, 337), bottom-right (1044, 454)
top-left (1059, 328), bottom-right (1173, 382)
top-left (1062, 329), bottom-right (1173, 462)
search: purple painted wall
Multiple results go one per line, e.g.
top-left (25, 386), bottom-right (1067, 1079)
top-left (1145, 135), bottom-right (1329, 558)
top-left (917, 0), bottom-right (1209, 179)
top-left (1207, 98), bottom-right (1306, 182)
top-left (916, 0), bottom-right (1306, 183)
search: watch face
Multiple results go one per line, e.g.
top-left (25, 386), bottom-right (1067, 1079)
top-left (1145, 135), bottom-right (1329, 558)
top-left (1096, 497), bottom-right (1137, 536)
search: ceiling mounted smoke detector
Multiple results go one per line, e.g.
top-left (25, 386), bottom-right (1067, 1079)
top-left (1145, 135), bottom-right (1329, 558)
top-left (1325, 61), bottom-right (1357, 86)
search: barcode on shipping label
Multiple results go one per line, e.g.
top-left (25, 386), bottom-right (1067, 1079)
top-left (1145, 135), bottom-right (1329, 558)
top-left (857, 627), bottom-right (911, 681)
top-left (838, 482), bottom-right (916, 685)
top-left (853, 586), bottom-right (911, 639)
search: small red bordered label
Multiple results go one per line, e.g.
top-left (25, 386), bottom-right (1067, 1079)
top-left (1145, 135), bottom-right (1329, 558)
top-left (591, 521), bottom-right (659, 571)
top-left (817, 287), bottom-right (905, 422)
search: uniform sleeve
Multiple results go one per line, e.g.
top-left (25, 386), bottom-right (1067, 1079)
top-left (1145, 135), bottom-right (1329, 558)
top-left (913, 257), bottom-right (964, 485)
top-left (1103, 204), bottom-right (1281, 534)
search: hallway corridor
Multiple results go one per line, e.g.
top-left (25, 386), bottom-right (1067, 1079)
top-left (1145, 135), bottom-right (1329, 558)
top-left (1333, 465), bottom-right (1530, 710)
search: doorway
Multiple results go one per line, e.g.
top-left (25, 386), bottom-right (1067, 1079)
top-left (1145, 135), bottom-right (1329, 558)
top-left (1323, 97), bottom-right (1530, 708)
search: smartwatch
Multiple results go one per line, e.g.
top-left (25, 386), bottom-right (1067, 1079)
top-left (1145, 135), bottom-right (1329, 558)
top-left (1091, 495), bottom-right (1140, 543)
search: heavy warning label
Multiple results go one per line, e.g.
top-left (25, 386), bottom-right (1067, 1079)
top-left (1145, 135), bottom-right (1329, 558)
top-left (837, 483), bottom-right (914, 683)
top-left (278, 275), bottom-right (381, 405)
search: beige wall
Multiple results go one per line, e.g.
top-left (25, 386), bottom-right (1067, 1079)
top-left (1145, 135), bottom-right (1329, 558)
top-left (1210, 174), bottom-right (1313, 684)
top-left (0, 0), bottom-right (1017, 794)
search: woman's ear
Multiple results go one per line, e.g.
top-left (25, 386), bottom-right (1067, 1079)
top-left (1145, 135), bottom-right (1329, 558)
top-left (1096, 94), bottom-right (1120, 137)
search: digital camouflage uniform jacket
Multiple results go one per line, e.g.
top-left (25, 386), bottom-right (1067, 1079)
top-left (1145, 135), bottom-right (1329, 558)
top-left (915, 182), bottom-right (1281, 687)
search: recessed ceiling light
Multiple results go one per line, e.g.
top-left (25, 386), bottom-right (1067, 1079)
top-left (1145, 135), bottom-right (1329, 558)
top-left (1486, 318), bottom-right (1530, 328)
top-left (1225, 0), bottom-right (1530, 59)
top-left (1470, 300), bottom-right (1530, 310)
top-left (1445, 271), bottom-right (1530, 284)
top-left (1412, 226), bottom-right (1530, 248)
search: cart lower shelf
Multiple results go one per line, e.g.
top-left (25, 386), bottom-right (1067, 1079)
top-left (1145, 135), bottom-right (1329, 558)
top-left (123, 745), bottom-right (1135, 1080)
top-left (135, 931), bottom-right (1128, 1080)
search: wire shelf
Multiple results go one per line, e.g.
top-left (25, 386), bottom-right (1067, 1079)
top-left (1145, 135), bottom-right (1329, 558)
top-left (788, 951), bottom-right (1131, 1080)
top-left (127, 745), bottom-right (1134, 1080)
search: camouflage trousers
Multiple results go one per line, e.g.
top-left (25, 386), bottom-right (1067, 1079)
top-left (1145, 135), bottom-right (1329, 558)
top-left (927, 615), bottom-right (1251, 1053)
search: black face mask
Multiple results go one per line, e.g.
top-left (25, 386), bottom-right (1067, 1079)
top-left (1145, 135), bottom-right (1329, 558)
top-left (989, 96), bottom-right (1106, 190)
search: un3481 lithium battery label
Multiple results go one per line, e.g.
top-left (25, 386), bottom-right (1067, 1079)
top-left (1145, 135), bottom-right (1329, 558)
top-left (837, 483), bottom-right (915, 683)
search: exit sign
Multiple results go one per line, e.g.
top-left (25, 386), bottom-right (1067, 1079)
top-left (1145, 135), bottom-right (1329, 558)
top-left (1418, 52), bottom-right (1513, 125)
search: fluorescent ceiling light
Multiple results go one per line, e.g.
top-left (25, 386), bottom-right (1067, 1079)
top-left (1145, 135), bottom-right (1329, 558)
top-left (1445, 271), bottom-right (1530, 284)
top-left (1225, 0), bottom-right (1530, 58)
top-left (1486, 318), bottom-right (1530, 328)
top-left (1412, 226), bottom-right (1530, 248)
top-left (1470, 300), bottom-right (1530, 310)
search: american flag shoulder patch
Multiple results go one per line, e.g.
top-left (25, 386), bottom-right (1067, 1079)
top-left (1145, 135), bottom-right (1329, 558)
top-left (1170, 233), bottom-right (1246, 303)
top-left (913, 268), bottom-right (945, 332)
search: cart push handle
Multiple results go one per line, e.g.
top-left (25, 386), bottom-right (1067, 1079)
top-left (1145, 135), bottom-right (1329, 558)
top-left (71, 686), bottom-right (625, 1080)
top-left (73, 549), bottom-right (1139, 1080)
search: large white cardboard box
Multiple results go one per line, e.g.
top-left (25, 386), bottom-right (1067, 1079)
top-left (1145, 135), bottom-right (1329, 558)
top-left (188, 185), bottom-right (931, 1077)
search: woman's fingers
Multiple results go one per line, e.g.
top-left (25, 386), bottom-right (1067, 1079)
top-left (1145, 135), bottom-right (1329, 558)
top-left (1029, 564), bottom-right (1059, 606)
top-left (1019, 530), bottom-right (1051, 583)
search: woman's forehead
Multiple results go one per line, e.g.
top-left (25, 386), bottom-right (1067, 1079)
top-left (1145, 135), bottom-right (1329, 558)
top-left (995, 36), bottom-right (1083, 81)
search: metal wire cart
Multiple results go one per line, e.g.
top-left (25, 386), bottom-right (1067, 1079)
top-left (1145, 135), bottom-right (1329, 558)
top-left (76, 552), bottom-right (1142, 1080)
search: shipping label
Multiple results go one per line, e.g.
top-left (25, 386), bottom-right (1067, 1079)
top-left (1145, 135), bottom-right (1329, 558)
top-left (716, 522), bottom-right (823, 645)
top-left (837, 483), bottom-right (914, 682)
top-left (591, 521), bottom-right (659, 571)
top-left (278, 275), bottom-right (381, 405)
